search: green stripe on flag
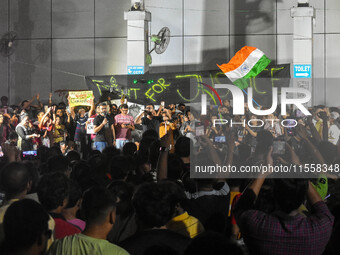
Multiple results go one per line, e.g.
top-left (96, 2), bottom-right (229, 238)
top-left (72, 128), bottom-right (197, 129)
top-left (233, 55), bottom-right (271, 90)
top-left (233, 78), bottom-right (250, 90)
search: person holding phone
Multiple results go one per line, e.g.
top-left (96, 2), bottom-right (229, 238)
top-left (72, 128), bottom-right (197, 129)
top-left (264, 113), bottom-right (282, 138)
top-left (15, 114), bottom-right (40, 151)
top-left (206, 115), bottom-right (222, 140)
top-left (135, 103), bottom-right (162, 136)
top-left (183, 109), bottom-right (202, 148)
top-left (234, 148), bottom-right (334, 255)
top-left (114, 104), bottom-right (135, 149)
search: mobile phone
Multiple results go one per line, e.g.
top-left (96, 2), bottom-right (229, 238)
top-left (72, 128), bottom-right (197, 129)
top-left (161, 101), bottom-right (165, 107)
top-left (22, 150), bottom-right (37, 160)
top-left (286, 119), bottom-right (296, 136)
top-left (195, 125), bottom-right (204, 137)
top-left (273, 141), bottom-right (285, 155)
top-left (287, 127), bottom-right (295, 136)
top-left (214, 136), bottom-right (226, 143)
top-left (0, 146), bottom-right (4, 157)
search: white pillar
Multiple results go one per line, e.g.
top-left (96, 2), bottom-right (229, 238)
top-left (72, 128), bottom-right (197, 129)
top-left (124, 10), bottom-right (151, 75)
top-left (291, 1), bottom-right (315, 106)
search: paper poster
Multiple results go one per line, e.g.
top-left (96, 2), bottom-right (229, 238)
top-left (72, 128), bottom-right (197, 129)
top-left (69, 91), bottom-right (94, 108)
top-left (86, 118), bottom-right (95, 134)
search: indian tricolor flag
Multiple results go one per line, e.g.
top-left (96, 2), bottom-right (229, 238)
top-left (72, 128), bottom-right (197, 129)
top-left (217, 46), bottom-right (271, 89)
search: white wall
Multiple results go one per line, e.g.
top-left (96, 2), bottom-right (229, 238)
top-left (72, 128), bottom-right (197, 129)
top-left (0, 0), bottom-right (339, 106)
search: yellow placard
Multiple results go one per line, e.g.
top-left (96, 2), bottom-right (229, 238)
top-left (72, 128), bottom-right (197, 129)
top-left (68, 91), bottom-right (94, 107)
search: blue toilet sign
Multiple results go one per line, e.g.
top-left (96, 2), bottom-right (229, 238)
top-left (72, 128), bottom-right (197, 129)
top-left (294, 65), bottom-right (312, 78)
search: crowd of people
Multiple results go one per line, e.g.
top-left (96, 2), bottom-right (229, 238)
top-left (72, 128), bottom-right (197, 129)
top-left (0, 92), bottom-right (340, 255)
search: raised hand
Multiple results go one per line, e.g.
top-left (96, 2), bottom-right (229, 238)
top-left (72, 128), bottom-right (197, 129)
top-left (266, 145), bottom-right (274, 166)
top-left (286, 143), bottom-right (301, 165)
top-left (296, 124), bottom-right (309, 140)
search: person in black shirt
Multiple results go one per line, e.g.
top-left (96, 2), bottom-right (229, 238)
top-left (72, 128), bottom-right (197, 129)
top-left (244, 114), bottom-right (263, 152)
top-left (119, 182), bottom-right (190, 255)
top-left (177, 103), bottom-right (186, 113)
top-left (20, 94), bottom-right (43, 122)
top-left (135, 103), bottom-right (162, 137)
top-left (93, 103), bottom-right (115, 152)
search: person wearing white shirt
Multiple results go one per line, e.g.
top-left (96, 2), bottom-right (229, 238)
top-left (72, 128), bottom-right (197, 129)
top-left (328, 112), bottom-right (340, 145)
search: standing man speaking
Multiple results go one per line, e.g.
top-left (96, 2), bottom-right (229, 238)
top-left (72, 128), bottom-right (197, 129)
top-left (93, 103), bottom-right (115, 152)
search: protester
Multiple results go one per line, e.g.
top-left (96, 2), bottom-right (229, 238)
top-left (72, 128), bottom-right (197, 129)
top-left (15, 113), bottom-right (40, 151)
top-left (1, 132), bottom-right (21, 162)
top-left (0, 162), bottom-right (32, 233)
top-left (234, 147), bottom-right (334, 255)
top-left (135, 103), bottom-right (162, 135)
top-left (328, 111), bottom-right (340, 145)
top-left (0, 113), bottom-right (9, 144)
top-left (47, 186), bottom-right (129, 255)
top-left (115, 104), bottom-right (135, 149)
top-left (0, 199), bottom-right (51, 255)
top-left (53, 115), bottom-right (67, 146)
top-left (120, 182), bottom-right (191, 255)
top-left (93, 102), bottom-right (115, 152)
top-left (0, 91), bottom-right (340, 255)
top-left (37, 172), bottom-right (81, 239)
top-left (0, 96), bottom-right (10, 114)
top-left (20, 94), bottom-right (43, 121)
top-left (62, 181), bottom-right (85, 231)
top-left (162, 181), bottom-right (205, 238)
top-left (70, 100), bottom-right (95, 157)
top-left (107, 180), bottom-right (137, 244)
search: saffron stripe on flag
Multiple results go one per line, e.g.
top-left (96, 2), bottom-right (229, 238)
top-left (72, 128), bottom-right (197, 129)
top-left (217, 46), bottom-right (257, 73)
top-left (224, 49), bottom-right (265, 82)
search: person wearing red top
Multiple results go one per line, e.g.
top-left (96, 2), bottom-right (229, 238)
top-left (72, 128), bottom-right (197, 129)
top-left (0, 113), bottom-right (9, 144)
top-left (37, 172), bottom-right (81, 239)
top-left (38, 107), bottom-right (55, 148)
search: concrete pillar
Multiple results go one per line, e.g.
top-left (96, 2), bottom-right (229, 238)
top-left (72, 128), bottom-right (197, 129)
top-left (124, 10), bottom-right (151, 75)
top-left (291, 1), bottom-right (315, 106)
